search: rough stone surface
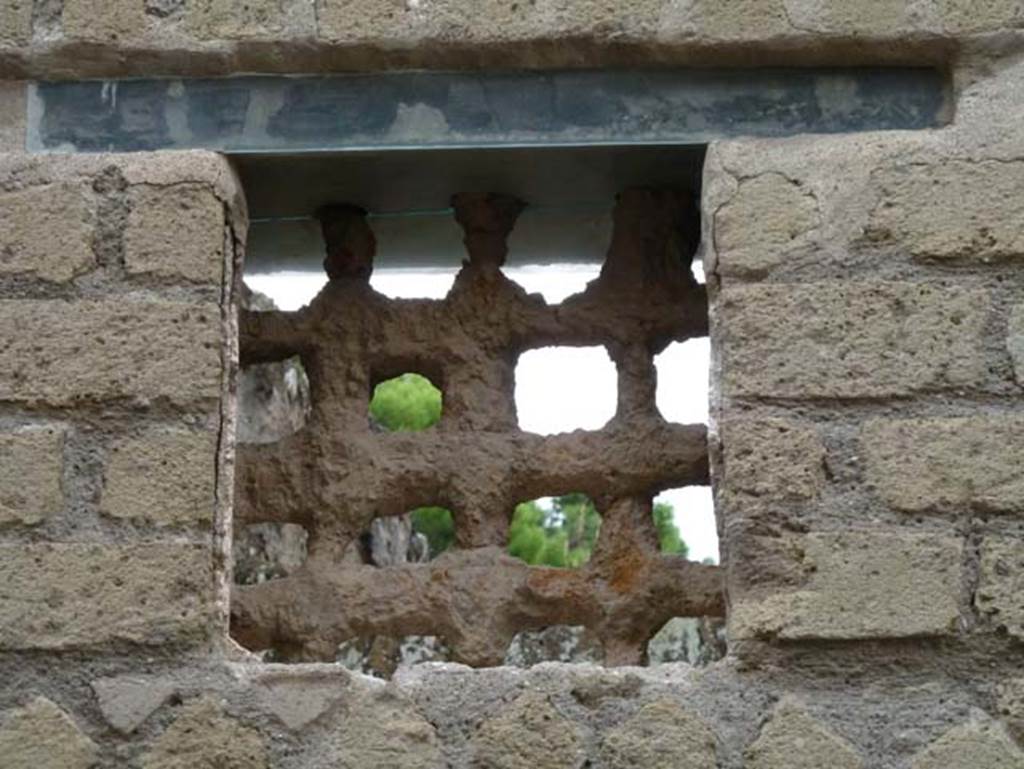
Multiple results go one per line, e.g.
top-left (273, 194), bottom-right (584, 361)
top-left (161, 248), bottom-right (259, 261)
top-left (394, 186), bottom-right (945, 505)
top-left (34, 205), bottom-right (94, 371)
top-left (996, 678), bottom-right (1024, 743)
top-left (305, 690), bottom-right (442, 769)
top-left (250, 668), bottom-right (349, 730)
top-left (0, 0), bottom-right (31, 45)
top-left (862, 417), bottom-right (1024, 513)
top-left (910, 718), bottom-right (1024, 769)
top-left (187, 0), bottom-right (315, 39)
top-left (714, 171), bottom-right (820, 277)
top-left (1009, 305), bottom-right (1024, 387)
top-left (0, 183), bottom-right (95, 283)
top-left (124, 184), bottom-right (225, 282)
top-left (976, 536), bottom-right (1024, 640)
top-left (61, 0), bottom-right (148, 42)
top-left (0, 425), bottom-right (64, 525)
top-left (719, 282), bottom-right (989, 399)
top-left (0, 81), bottom-right (25, 151)
top-left (470, 690), bottom-right (585, 769)
top-left (0, 299), bottom-right (221, 406)
top-left (599, 699), bottom-right (717, 769)
top-left (142, 696), bottom-right (268, 769)
top-left (730, 532), bottom-right (961, 641)
top-left (92, 675), bottom-right (176, 734)
top-left (0, 696), bottom-right (98, 769)
top-left (719, 418), bottom-right (826, 502)
top-left (867, 160), bottom-right (1024, 262)
top-left (102, 427), bottom-right (217, 524)
top-left (746, 697), bottom-right (864, 769)
top-left (0, 543), bottom-right (211, 649)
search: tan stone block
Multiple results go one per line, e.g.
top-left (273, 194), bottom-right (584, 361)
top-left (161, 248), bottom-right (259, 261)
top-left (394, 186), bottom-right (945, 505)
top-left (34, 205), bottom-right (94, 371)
top-left (92, 675), bottom-right (176, 735)
top-left (1009, 305), bottom-right (1024, 387)
top-left (940, 0), bottom-right (1024, 33)
top-left (746, 697), bottom-right (864, 769)
top-left (719, 282), bottom-right (989, 399)
top-left (911, 719), bottom-right (1024, 769)
top-left (103, 428), bottom-right (217, 524)
top-left (0, 299), bottom-right (221, 406)
top-left (143, 696), bottom-right (267, 769)
top-left (0, 183), bottom-right (95, 283)
top-left (62, 0), bottom-right (147, 42)
top-left (125, 185), bottom-right (225, 282)
top-left (668, 0), bottom-right (793, 40)
top-left (600, 700), bottom-right (716, 769)
top-left (862, 417), bottom-right (1024, 514)
top-left (0, 0), bottom-right (32, 45)
top-left (0, 425), bottom-right (64, 525)
top-left (187, 0), bottom-right (315, 39)
top-left (714, 172), bottom-right (820, 277)
top-left (977, 536), bottom-right (1024, 640)
top-left (302, 689), bottom-right (442, 768)
top-left (720, 418), bottom-right (825, 502)
top-left (0, 543), bottom-right (212, 649)
top-left (784, 0), bottom-right (939, 35)
top-left (867, 160), bottom-right (1024, 262)
top-left (729, 531), bottom-right (961, 641)
top-left (0, 697), bottom-right (98, 769)
top-left (996, 678), bottom-right (1024, 743)
top-left (249, 667), bottom-right (349, 730)
top-left (0, 81), bottom-right (26, 151)
top-left (471, 691), bottom-right (585, 769)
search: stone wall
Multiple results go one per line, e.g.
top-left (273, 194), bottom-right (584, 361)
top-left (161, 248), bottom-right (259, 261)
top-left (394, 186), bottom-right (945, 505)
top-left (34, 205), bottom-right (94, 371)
top-left (1, 4), bottom-right (1024, 767)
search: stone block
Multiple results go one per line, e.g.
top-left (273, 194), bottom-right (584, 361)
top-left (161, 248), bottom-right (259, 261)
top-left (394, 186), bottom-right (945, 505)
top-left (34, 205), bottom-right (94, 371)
top-left (746, 697), bottom-right (864, 769)
top-left (867, 160), bottom-right (1024, 262)
top-left (976, 536), bottom-right (1024, 640)
top-left (862, 417), bottom-right (1024, 513)
top-left (599, 700), bottom-right (716, 769)
top-left (62, 0), bottom-right (147, 42)
top-left (730, 531), bottom-right (961, 641)
top-left (0, 81), bottom-right (26, 151)
top-left (125, 184), bottom-right (225, 282)
top-left (911, 719), bottom-right (1024, 769)
top-left (996, 678), bottom-right (1024, 743)
top-left (0, 183), bottom-right (95, 283)
top-left (784, 0), bottom-right (939, 35)
top-left (0, 425), bottom-right (64, 525)
top-left (720, 418), bottom-right (825, 502)
top-left (102, 428), bottom-right (217, 525)
top-left (470, 691), bottom-right (585, 769)
top-left (0, 697), bottom-right (98, 769)
top-left (713, 172), bottom-right (820, 278)
top-left (142, 696), bottom-right (267, 769)
top-left (187, 0), bottom-right (315, 39)
top-left (249, 667), bottom-right (349, 730)
top-left (719, 282), bottom-right (989, 399)
top-left (1009, 305), bottom-right (1024, 387)
top-left (0, 0), bottom-right (31, 45)
top-left (0, 299), bottom-right (221, 406)
top-left (92, 675), bottom-right (176, 735)
top-left (940, 0), bottom-right (1024, 35)
top-left (0, 543), bottom-right (212, 649)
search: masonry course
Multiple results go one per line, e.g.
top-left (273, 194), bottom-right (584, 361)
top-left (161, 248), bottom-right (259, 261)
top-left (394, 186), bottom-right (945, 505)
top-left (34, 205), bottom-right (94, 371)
top-left (0, 424), bottom-right (64, 525)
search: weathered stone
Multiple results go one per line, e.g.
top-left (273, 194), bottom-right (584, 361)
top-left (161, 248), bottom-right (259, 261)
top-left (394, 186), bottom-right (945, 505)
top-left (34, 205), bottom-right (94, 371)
top-left (102, 428), bottom-right (217, 524)
top-left (471, 690), bottom-right (585, 769)
top-left (253, 669), bottom-right (348, 730)
top-left (911, 719), bottom-right (1024, 769)
top-left (62, 0), bottom-right (147, 42)
top-left (0, 81), bottom-right (26, 151)
top-left (862, 417), bottom-right (1024, 513)
top-left (0, 299), bottom-right (221, 406)
top-left (1009, 305), bottom-right (1024, 387)
top-left (0, 183), bottom-right (95, 283)
top-left (720, 418), bottom-right (825, 502)
top-left (599, 700), bottom-right (717, 769)
top-left (730, 532), bottom-right (961, 641)
top-left (785, 0), bottom-right (938, 35)
top-left (996, 678), bottom-right (1024, 742)
top-left (308, 690), bottom-right (442, 769)
top-left (0, 425), bottom-right (64, 525)
top-left (0, 543), bottom-right (211, 649)
top-left (124, 184), bottom-right (224, 282)
top-left (867, 160), bottom-right (1024, 262)
top-left (142, 696), bottom-right (267, 769)
top-left (0, 0), bottom-right (31, 45)
top-left (187, 0), bottom-right (315, 39)
top-left (0, 697), bottom-right (98, 769)
top-left (940, 0), bottom-right (1024, 33)
top-left (977, 536), bottom-right (1024, 640)
top-left (714, 172), bottom-right (820, 277)
top-left (746, 697), bottom-right (864, 769)
top-left (719, 282), bottom-right (989, 399)
top-left (92, 675), bottom-right (176, 734)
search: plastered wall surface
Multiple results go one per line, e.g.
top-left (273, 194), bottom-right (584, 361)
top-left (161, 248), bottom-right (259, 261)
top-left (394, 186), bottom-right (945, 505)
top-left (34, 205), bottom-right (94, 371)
top-left (0, 4), bottom-right (1023, 768)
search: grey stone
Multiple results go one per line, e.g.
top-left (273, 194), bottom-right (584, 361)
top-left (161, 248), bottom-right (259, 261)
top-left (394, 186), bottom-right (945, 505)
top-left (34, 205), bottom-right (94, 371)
top-left (746, 697), bottom-right (864, 769)
top-left (910, 718), bottom-right (1024, 769)
top-left (599, 699), bottom-right (717, 769)
top-left (470, 690), bottom-right (585, 769)
top-left (0, 697), bottom-right (98, 769)
top-left (92, 675), bottom-right (176, 734)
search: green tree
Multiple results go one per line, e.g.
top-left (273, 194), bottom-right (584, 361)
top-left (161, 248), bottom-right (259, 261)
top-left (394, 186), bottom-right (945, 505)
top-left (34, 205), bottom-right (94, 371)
top-left (369, 373), bottom-right (442, 431)
top-left (654, 501), bottom-right (689, 557)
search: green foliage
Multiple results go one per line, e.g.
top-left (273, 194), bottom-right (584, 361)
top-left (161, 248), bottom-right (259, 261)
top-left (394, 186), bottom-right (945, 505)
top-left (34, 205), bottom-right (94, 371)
top-left (410, 506), bottom-right (455, 558)
top-left (654, 502), bottom-right (689, 558)
top-left (369, 373), bottom-right (442, 431)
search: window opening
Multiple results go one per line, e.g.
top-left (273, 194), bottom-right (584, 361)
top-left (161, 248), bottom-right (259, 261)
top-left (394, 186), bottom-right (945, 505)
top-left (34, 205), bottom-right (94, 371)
top-left (515, 347), bottom-right (617, 434)
top-left (508, 494), bottom-right (602, 568)
top-left (370, 373), bottom-right (442, 432)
